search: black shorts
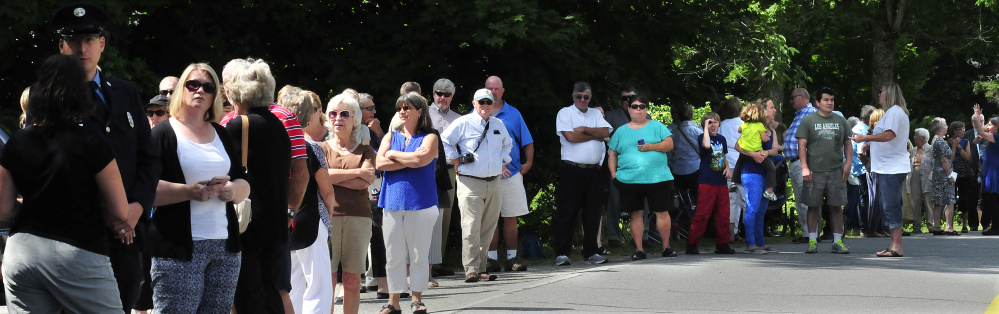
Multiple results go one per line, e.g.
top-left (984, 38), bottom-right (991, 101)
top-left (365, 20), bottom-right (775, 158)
top-left (614, 179), bottom-right (675, 213)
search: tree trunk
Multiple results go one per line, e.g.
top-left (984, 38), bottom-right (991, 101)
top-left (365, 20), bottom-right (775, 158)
top-left (871, 24), bottom-right (898, 106)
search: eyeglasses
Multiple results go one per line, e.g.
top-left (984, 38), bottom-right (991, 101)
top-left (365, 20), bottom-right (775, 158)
top-left (629, 104), bottom-right (648, 110)
top-left (331, 110), bottom-right (351, 119)
top-left (575, 94), bottom-right (591, 101)
top-left (397, 105), bottom-right (412, 112)
top-left (361, 105), bottom-right (376, 111)
top-left (146, 110), bottom-right (167, 117)
top-left (159, 89), bottom-right (174, 96)
top-left (620, 95), bottom-right (635, 102)
top-left (184, 80), bottom-right (217, 94)
top-left (435, 91), bottom-right (453, 98)
top-left (478, 99), bottom-right (493, 106)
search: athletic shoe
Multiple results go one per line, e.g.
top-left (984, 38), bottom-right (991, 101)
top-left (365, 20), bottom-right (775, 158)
top-left (686, 243), bottom-right (700, 255)
top-left (486, 258), bottom-right (501, 273)
top-left (715, 244), bottom-right (736, 254)
top-left (763, 190), bottom-right (778, 201)
top-left (661, 247), bottom-right (678, 257)
top-left (805, 240), bottom-right (818, 254)
top-left (831, 240), bottom-right (850, 254)
top-left (631, 251), bottom-right (647, 260)
top-left (555, 255), bottom-right (571, 266)
top-left (585, 254), bottom-right (608, 264)
top-left (505, 258), bottom-right (527, 271)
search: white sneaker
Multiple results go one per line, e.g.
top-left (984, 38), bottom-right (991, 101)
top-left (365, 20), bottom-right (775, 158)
top-left (763, 190), bottom-right (778, 201)
top-left (555, 255), bottom-right (570, 266)
top-left (585, 254), bottom-right (608, 264)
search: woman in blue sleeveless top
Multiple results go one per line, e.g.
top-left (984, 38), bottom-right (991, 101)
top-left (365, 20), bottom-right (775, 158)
top-left (737, 99), bottom-right (782, 254)
top-left (971, 105), bottom-right (999, 235)
top-left (375, 92), bottom-right (439, 314)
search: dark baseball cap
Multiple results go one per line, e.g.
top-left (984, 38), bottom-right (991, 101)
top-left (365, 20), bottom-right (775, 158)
top-left (146, 94), bottom-right (170, 108)
top-left (52, 2), bottom-right (109, 38)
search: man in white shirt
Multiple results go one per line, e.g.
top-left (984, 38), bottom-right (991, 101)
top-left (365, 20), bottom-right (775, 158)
top-left (428, 78), bottom-right (462, 276)
top-left (441, 89), bottom-right (513, 282)
top-left (553, 82), bottom-right (613, 266)
top-left (717, 97), bottom-right (745, 242)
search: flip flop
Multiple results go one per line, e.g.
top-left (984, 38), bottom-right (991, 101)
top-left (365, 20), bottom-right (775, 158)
top-left (742, 248), bottom-right (768, 255)
top-left (761, 246), bottom-right (779, 253)
top-left (876, 248), bottom-right (903, 257)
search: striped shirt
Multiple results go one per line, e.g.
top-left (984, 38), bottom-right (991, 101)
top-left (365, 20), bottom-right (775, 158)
top-left (783, 103), bottom-right (816, 160)
top-left (220, 104), bottom-right (307, 159)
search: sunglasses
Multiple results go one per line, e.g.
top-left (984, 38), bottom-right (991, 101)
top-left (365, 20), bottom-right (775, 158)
top-left (184, 80), bottom-right (217, 94)
top-left (397, 105), bottom-right (412, 112)
top-left (159, 89), bottom-right (174, 96)
top-left (435, 91), bottom-right (453, 98)
top-left (361, 105), bottom-right (376, 111)
top-left (330, 110), bottom-right (351, 119)
top-left (146, 110), bottom-right (167, 117)
top-left (574, 94), bottom-right (591, 101)
top-left (629, 104), bottom-right (648, 110)
top-left (620, 95), bottom-right (635, 102)
top-left (478, 99), bottom-right (494, 106)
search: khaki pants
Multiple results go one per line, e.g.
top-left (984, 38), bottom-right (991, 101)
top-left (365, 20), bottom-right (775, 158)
top-left (456, 175), bottom-right (502, 274)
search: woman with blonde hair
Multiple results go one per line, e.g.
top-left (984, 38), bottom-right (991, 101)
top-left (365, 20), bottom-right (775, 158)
top-left (853, 82), bottom-right (911, 257)
top-left (148, 62), bottom-right (250, 311)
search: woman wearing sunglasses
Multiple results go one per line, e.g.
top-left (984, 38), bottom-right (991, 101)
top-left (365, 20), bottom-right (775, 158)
top-left (376, 92), bottom-right (440, 314)
top-left (147, 63), bottom-right (250, 311)
top-left (607, 95), bottom-right (678, 260)
top-left (314, 93), bottom-right (376, 314)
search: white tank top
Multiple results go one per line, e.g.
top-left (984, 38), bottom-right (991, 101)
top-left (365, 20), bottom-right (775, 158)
top-left (171, 119), bottom-right (230, 240)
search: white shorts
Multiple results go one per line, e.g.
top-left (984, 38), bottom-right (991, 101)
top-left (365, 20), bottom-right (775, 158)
top-left (500, 172), bottom-right (530, 217)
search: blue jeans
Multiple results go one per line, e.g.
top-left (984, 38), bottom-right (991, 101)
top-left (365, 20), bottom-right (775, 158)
top-left (877, 172), bottom-right (908, 230)
top-left (742, 172), bottom-right (770, 247)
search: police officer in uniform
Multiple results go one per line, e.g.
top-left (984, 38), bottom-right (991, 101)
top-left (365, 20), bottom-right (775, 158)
top-left (45, 3), bottom-right (160, 312)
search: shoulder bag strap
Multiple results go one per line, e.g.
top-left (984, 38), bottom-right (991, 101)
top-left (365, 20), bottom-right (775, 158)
top-left (241, 115), bottom-right (249, 168)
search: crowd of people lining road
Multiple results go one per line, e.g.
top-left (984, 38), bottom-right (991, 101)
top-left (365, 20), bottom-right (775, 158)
top-left (3, 2), bottom-right (999, 314)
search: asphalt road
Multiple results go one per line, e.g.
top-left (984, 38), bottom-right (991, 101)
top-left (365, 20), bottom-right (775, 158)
top-left (350, 232), bottom-right (997, 314)
top-left (1, 232), bottom-right (995, 313)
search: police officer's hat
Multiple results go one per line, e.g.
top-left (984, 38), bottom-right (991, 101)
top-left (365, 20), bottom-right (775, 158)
top-left (52, 2), bottom-right (110, 38)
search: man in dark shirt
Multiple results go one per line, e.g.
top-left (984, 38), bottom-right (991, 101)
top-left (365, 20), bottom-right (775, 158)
top-left (48, 3), bottom-right (160, 312)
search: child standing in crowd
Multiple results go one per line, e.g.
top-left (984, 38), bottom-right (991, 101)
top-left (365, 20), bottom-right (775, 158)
top-left (686, 112), bottom-right (736, 254)
top-left (733, 102), bottom-right (778, 201)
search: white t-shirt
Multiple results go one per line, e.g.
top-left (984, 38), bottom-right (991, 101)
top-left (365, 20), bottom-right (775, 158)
top-left (556, 105), bottom-right (613, 165)
top-left (871, 105), bottom-right (911, 174)
top-left (172, 119), bottom-right (231, 240)
top-left (718, 117), bottom-right (743, 170)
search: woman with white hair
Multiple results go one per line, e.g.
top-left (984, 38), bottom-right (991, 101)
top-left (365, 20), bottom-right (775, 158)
top-left (223, 58), bottom-right (293, 312)
top-left (318, 93), bottom-right (376, 314)
top-left (929, 118), bottom-right (959, 235)
top-left (376, 92), bottom-right (440, 314)
top-left (906, 128), bottom-right (935, 234)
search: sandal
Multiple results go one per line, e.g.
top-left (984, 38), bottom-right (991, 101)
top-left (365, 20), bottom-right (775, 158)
top-left (428, 279), bottom-right (439, 288)
top-left (411, 301), bottom-right (428, 314)
top-left (943, 230), bottom-right (961, 236)
top-left (464, 272), bottom-right (479, 283)
top-left (742, 248), bottom-right (768, 255)
top-left (761, 246), bottom-right (779, 253)
top-left (876, 248), bottom-right (903, 257)
top-left (479, 272), bottom-right (498, 281)
top-left (379, 304), bottom-right (402, 314)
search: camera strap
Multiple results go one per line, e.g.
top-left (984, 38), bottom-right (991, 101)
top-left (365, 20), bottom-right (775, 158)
top-left (472, 120), bottom-right (490, 153)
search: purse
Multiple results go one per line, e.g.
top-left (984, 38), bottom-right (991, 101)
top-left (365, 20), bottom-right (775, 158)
top-left (234, 115), bottom-right (252, 234)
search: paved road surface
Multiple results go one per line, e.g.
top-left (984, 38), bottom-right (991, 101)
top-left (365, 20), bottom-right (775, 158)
top-left (1, 232), bottom-right (995, 313)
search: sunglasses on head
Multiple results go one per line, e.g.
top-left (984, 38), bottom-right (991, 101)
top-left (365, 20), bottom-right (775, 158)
top-left (629, 104), bottom-right (648, 110)
top-left (159, 89), bottom-right (174, 96)
top-left (146, 110), bottom-right (167, 117)
top-left (435, 91), bottom-right (453, 98)
top-left (184, 80), bottom-right (217, 94)
top-left (575, 94), bottom-right (591, 101)
top-left (330, 110), bottom-right (351, 119)
top-left (397, 105), bottom-right (412, 112)
top-left (478, 99), bottom-right (494, 106)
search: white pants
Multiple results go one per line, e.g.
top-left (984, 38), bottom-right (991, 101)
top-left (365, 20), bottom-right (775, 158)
top-left (788, 160), bottom-right (810, 234)
top-left (383, 206), bottom-right (439, 294)
top-left (290, 223), bottom-right (333, 314)
top-left (728, 180), bottom-right (745, 224)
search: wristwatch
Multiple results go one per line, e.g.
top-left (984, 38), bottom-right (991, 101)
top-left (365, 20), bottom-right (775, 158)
top-left (287, 208), bottom-right (296, 219)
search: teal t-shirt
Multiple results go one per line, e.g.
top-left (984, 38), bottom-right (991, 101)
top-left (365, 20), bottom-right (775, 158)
top-left (608, 120), bottom-right (674, 184)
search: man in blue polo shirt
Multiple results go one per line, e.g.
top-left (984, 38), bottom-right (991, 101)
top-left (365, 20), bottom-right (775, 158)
top-left (483, 76), bottom-right (535, 273)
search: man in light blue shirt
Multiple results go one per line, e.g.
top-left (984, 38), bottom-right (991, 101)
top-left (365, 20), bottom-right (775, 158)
top-left (484, 76), bottom-right (534, 272)
top-left (441, 89), bottom-right (513, 282)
